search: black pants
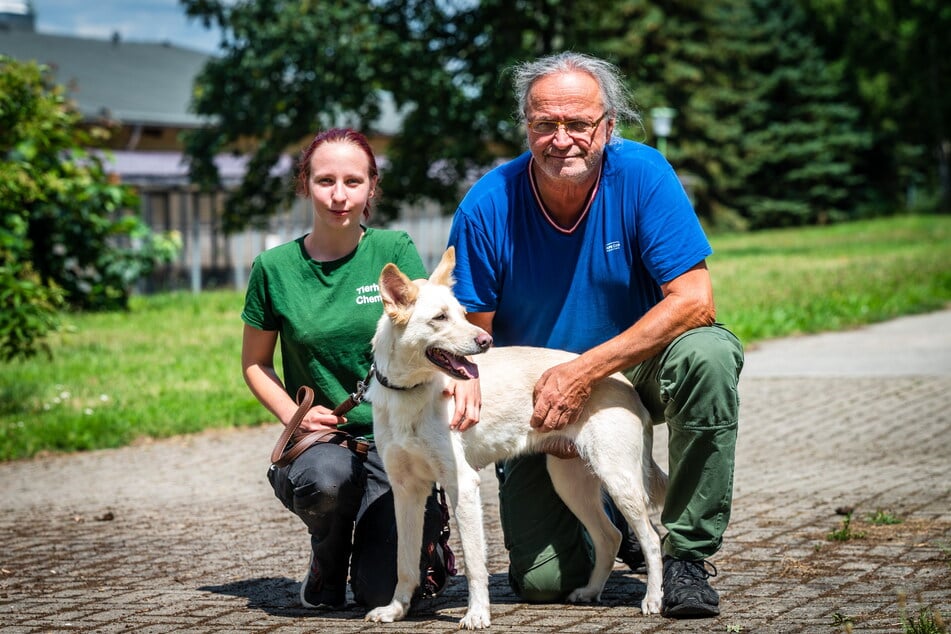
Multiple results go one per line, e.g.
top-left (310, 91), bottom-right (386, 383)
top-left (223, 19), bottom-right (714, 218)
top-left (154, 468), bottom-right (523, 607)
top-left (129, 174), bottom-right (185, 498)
top-left (267, 441), bottom-right (444, 607)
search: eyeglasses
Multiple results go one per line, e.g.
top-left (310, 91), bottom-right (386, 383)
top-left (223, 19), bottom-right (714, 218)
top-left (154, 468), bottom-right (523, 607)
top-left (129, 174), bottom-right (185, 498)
top-left (527, 112), bottom-right (608, 138)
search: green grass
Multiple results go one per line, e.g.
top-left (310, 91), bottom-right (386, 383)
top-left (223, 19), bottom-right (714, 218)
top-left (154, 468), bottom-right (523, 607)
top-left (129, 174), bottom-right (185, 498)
top-left (2, 214), bottom-right (950, 461)
top-left (712, 214), bottom-right (951, 343)
top-left (898, 592), bottom-right (948, 634)
top-left (868, 509), bottom-right (904, 526)
top-left (0, 291), bottom-right (263, 460)
top-left (828, 512), bottom-right (867, 542)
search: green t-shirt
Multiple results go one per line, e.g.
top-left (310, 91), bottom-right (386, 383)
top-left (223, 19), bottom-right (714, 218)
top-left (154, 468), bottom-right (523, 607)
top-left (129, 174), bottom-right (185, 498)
top-left (241, 227), bottom-right (427, 437)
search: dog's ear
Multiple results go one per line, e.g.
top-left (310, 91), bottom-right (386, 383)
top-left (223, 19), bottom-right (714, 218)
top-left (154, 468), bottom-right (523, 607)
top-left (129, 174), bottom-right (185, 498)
top-left (379, 263), bottom-right (418, 324)
top-left (429, 247), bottom-right (456, 288)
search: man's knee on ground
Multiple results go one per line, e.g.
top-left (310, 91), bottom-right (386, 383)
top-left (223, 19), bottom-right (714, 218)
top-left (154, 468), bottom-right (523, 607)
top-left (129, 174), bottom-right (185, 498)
top-left (499, 454), bottom-right (595, 602)
top-left (509, 557), bottom-right (583, 603)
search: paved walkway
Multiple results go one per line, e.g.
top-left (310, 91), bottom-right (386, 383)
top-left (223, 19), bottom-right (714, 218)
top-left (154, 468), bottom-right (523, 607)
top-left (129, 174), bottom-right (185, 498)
top-left (2, 311), bottom-right (950, 633)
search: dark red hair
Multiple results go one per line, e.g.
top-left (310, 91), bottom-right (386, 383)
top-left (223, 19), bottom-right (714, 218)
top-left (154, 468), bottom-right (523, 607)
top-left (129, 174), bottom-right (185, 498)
top-left (295, 128), bottom-right (380, 219)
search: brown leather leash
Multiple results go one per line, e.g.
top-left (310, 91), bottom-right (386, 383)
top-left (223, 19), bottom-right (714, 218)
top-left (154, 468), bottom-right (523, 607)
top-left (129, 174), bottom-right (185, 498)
top-left (270, 369), bottom-right (373, 467)
top-left (269, 371), bottom-right (458, 584)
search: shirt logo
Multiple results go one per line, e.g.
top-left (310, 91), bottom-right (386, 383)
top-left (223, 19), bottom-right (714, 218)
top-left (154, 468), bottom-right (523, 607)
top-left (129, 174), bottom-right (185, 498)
top-left (355, 283), bottom-right (383, 305)
top-left (605, 241), bottom-right (621, 253)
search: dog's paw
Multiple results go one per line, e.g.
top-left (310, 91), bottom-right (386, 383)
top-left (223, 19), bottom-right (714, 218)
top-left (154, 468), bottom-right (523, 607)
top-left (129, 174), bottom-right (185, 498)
top-left (365, 601), bottom-right (408, 623)
top-left (641, 592), bottom-right (662, 615)
top-left (458, 608), bottom-right (491, 630)
top-left (566, 586), bottom-right (601, 603)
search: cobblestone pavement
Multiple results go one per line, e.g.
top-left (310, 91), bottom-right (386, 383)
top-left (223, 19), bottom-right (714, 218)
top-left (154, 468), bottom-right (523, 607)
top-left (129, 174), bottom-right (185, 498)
top-left (2, 311), bottom-right (950, 633)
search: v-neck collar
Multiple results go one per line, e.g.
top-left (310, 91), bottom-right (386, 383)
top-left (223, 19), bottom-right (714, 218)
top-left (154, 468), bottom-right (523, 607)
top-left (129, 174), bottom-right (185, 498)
top-left (528, 157), bottom-right (603, 234)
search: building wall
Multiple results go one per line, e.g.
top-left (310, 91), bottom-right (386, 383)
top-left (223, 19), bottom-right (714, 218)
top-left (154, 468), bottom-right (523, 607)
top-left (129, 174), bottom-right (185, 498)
top-left (110, 124), bottom-right (190, 151)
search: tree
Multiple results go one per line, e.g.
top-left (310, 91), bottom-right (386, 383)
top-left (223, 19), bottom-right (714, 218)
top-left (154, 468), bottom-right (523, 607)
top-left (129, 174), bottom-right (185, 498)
top-left (589, 0), bottom-right (872, 228)
top-left (0, 56), bottom-right (179, 361)
top-left (720, 0), bottom-right (872, 227)
top-left (376, 0), bottom-right (604, 218)
top-left (588, 0), bottom-right (749, 226)
top-left (182, 0), bottom-right (412, 230)
top-left (800, 0), bottom-right (951, 212)
top-left (180, 0), bottom-right (607, 225)
top-left (182, 0), bottom-right (876, 231)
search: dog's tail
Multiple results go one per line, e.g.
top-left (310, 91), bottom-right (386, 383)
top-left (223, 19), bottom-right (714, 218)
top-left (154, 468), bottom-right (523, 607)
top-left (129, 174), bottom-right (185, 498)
top-left (642, 426), bottom-right (668, 511)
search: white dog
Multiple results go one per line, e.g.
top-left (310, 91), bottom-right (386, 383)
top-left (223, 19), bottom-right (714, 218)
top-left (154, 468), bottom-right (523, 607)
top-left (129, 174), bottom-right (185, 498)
top-left (364, 248), bottom-right (667, 630)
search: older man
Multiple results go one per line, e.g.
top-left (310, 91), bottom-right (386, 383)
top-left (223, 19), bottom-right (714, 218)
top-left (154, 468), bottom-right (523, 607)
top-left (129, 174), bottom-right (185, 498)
top-left (447, 52), bottom-right (743, 618)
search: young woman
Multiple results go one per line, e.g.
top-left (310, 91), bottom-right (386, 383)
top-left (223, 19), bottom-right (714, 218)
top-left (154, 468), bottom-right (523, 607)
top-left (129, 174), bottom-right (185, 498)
top-left (241, 128), bottom-right (452, 610)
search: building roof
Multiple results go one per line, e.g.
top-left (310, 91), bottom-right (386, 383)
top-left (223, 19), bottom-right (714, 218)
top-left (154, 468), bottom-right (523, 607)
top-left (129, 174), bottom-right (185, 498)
top-left (1, 29), bottom-right (406, 134)
top-left (1, 26), bottom-right (405, 187)
top-left (0, 30), bottom-right (210, 127)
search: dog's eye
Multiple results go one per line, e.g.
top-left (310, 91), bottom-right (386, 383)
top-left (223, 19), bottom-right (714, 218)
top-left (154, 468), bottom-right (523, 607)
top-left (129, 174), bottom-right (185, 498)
top-left (432, 312), bottom-right (447, 321)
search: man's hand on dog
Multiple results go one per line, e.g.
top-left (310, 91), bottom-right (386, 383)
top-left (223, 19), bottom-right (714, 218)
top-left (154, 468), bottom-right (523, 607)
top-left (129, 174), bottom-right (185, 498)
top-left (531, 361), bottom-right (593, 432)
top-left (445, 379), bottom-right (482, 431)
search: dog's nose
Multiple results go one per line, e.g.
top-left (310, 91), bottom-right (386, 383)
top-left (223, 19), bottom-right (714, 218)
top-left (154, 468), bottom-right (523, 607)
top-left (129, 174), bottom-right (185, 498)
top-left (475, 332), bottom-right (493, 350)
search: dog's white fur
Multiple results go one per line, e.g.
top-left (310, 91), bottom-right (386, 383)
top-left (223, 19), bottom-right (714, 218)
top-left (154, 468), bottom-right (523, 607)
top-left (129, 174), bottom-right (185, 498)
top-left (364, 248), bottom-right (666, 629)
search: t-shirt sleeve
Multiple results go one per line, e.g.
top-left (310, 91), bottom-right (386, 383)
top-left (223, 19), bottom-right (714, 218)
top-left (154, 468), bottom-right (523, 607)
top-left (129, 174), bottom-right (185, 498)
top-left (392, 232), bottom-right (428, 279)
top-left (240, 255), bottom-right (279, 331)
top-left (447, 208), bottom-right (499, 313)
top-left (636, 160), bottom-right (712, 284)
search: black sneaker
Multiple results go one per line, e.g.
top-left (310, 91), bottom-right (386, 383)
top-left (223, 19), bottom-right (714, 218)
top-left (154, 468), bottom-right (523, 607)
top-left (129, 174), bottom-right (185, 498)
top-left (661, 557), bottom-right (720, 618)
top-left (616, 531), bottom-right (646, 573)
top-left (300, 553), bottom-right (347, 610)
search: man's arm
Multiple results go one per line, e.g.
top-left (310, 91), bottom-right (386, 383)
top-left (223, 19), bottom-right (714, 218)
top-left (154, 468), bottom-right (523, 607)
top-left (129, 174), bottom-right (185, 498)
top-left (465, 311), bottom-right (495, 335)
top-left (530, 261), bottom-right (715, 431)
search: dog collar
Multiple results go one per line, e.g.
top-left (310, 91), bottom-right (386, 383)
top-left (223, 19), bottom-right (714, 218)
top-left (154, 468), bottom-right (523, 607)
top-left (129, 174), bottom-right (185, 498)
top-left (373, 366), bottom-right (424, 391)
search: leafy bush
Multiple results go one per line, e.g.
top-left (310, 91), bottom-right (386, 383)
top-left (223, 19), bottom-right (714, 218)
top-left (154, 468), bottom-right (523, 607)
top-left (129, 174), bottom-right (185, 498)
top-left (0, 55), bottom-right (180, 361)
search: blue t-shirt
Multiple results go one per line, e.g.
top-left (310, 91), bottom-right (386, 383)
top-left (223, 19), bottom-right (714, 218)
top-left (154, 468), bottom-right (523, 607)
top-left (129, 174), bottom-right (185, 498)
top-left (448, 139), bottom-right (711, 353)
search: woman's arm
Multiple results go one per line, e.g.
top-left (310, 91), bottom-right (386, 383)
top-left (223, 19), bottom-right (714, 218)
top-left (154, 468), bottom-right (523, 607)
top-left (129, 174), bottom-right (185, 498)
top-left (241, 324), bottom-right (343, 432)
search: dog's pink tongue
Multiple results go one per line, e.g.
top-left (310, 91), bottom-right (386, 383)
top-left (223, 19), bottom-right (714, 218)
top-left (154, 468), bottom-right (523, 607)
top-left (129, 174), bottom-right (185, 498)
top-left (453, 356), bottom-right (480, 379)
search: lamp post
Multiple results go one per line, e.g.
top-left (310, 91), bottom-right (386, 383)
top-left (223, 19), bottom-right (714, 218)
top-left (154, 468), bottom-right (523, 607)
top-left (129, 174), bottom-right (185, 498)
top-left (650, 107), bottom-right (676, 156)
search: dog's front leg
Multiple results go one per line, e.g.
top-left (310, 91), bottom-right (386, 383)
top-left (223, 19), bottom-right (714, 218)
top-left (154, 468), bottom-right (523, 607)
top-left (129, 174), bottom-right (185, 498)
top-left (365, 475), bottom-right (431, 624)
top-left (444, 467), bottom-right (491, 629)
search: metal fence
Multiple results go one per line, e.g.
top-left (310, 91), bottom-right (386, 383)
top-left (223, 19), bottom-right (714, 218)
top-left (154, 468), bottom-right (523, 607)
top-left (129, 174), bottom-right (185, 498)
top-left (387, 214), bottom-right (454, 272)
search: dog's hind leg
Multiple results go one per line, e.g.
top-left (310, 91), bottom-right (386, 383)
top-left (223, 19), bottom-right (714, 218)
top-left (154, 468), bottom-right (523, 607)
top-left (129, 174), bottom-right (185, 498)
top-left (365, 472), bottom-right (431, 624)
top-left (546, 456), bottom-right (621, 604)
top-left (442, 463), bottom-right (492, 630)
top-left (596, 466), bottom-right (664, 615)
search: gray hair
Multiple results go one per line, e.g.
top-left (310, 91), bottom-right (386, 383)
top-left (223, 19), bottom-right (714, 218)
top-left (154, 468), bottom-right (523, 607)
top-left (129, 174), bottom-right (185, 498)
top-left (510, 51), bottom-right (641, 137)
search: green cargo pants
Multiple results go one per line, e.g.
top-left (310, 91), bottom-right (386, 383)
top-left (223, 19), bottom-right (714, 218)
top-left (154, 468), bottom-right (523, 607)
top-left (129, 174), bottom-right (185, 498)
top-left (497, 324), bottom-right (743, 602)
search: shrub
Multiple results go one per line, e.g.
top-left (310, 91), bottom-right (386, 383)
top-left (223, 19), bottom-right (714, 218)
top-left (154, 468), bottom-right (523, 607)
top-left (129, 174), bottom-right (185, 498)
top-left (0, 55), bottom-right (180, 361)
